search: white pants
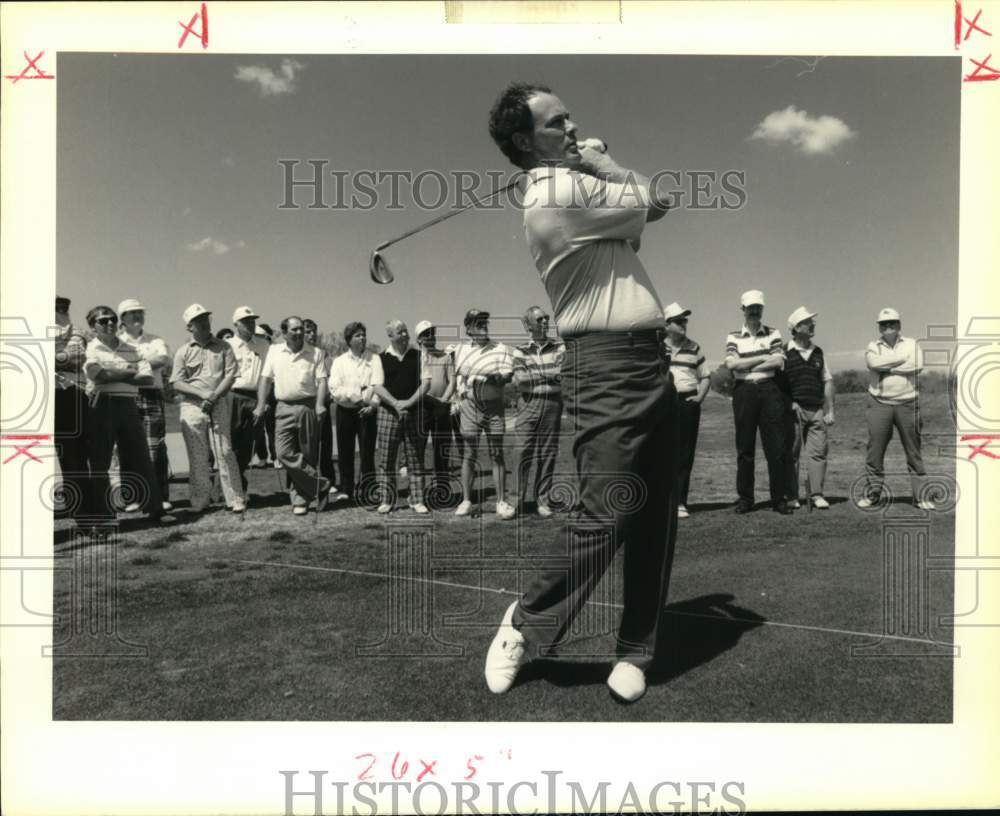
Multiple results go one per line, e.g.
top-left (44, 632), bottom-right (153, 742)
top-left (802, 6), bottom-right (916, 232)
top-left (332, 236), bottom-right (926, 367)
top-left (179, 398), bottom-right (242, 510)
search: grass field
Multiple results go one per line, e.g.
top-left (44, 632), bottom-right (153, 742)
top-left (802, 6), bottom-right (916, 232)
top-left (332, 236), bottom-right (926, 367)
top-left (52, 392), bottom-right (956, 722)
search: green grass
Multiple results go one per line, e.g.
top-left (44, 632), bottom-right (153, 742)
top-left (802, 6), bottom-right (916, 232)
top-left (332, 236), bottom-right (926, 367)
top-left (53, 392), bottom-right (956, 721)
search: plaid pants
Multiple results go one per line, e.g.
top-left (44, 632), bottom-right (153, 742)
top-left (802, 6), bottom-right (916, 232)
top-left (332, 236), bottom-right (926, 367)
top-left (376, 406), bottom-right (425, 505)
top-left (135, 388), bottom-right (170, 501)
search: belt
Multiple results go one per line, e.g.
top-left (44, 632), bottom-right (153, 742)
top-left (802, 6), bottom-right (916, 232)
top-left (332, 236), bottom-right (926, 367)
top-left (677, 390), bottom-right (698, 398)
top-left (734, 378), bottom-right (777, 387)
top-left (279, 396), bottom-right (316, 406)
top-left (232, 387), bottom-right (258, 398)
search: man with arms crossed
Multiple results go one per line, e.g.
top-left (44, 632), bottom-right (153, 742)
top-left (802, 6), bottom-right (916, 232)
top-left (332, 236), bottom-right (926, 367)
top-left (725, 290), bottom-right (792, 515)
top-left (859, 307), bottom-right (934, 510)
top-left (485, 83), bottom-right (676, 702)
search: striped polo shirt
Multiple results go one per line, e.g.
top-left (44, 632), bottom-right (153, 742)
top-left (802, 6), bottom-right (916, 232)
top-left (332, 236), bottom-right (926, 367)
top-left (725, 324), bottom-right (785, 383)
top-left (85, 337), bottom-right (153, 396)
top-left (512, 338), bottom-right (565, 397)
top-left (666, 337), bottom-right (708, 393)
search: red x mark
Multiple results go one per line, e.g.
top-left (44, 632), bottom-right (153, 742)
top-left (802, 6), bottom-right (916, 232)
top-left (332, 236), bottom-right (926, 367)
top-left (416, 759), bottom-right (438, 782)
top-left (965, 8), bottom-right (993, 40)
top-left (2, 434), bottom-right (49, 464)
top-left (4, 51), bottom-right (55, 83)
top-left (965, 53), bottom-right (1000, 81)
top-left (961, 434), bottom-right (1000, 459)
top-left (178, 3), bottom-right (209, 50)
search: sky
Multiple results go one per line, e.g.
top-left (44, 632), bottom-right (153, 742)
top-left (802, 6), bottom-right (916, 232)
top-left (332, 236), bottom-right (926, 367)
top-left (57, 54), bottom-right (959, 369)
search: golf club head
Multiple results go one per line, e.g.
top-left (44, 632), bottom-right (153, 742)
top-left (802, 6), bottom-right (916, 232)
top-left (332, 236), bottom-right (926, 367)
top-left (369, 249), bottom-right (394, 285)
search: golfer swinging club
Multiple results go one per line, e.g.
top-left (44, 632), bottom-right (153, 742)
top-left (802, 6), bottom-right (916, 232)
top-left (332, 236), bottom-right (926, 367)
top-left (484, 83), bottom-right (678, 702)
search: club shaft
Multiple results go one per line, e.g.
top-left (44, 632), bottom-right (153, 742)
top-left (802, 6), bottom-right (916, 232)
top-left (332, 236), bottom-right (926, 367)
top-left (375, 177), bottom-right (522, 252)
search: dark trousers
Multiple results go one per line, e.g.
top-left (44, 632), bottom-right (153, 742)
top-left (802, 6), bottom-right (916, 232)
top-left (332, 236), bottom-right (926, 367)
top-left (230, 390), bottom-right (258, 493)
top-left (54, 385), bottom-right (92, 519)
top-left (318, 400), bottom-right (338, 488)
top-left (512, 332), bottom-right (678, 670)
top-left (675, 393), bottom-right (702, 506)
top-left (865, 396), bottom-right (926, 499)
top-left (87, 394), bottom-right (162, 522)
top-left (416, 398), bottom-right (457, 506)
top-left (335, 404), bottom-right (377, 502)
top-left (254, 392), bottom-right (278, 462)
top-left (732, 379), bottom-right (787, 505)
top-left (515, 393), bottom-right (563, 506)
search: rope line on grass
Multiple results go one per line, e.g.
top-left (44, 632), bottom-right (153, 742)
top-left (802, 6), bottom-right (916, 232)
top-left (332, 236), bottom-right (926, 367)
top-left (230, 558), bottom-right (953, 648)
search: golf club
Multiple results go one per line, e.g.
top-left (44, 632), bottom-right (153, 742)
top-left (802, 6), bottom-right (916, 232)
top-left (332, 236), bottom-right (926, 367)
top-left (369, 138), bottom-right (607, 284)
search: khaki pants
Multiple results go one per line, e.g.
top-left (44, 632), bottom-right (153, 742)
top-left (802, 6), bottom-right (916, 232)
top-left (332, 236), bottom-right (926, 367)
top-left (180, 399), bottom-right (242, 511)
top-left (275, 400), bottom-right (329, 506)
top-left (787, 406), bottom-right (829, 499)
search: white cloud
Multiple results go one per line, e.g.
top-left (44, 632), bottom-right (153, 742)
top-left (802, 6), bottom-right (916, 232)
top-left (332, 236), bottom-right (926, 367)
top-left (184, 236), bottom-right (241, 255)
top-left (749, 105), bottom-right (856, 155)
top-left (234, 58), bottom-right (305, 97)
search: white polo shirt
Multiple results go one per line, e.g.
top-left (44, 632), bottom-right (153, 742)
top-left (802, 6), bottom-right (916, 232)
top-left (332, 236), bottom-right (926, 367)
top-left (85, 337), bottom-right (152, 396)
top-left (522, 167), bottom-right (665, 338)
top-left (227, 333), bottom-right (271, 391)
top-left (261, 342), bottom-right (327, 402)
top-left (866, 335), bottom-right (921, 403)
top-left (330, 349), bottom-right (384, 408)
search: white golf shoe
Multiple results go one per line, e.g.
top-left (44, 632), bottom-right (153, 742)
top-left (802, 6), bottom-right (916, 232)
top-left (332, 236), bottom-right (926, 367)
top-left (677, 504), bottom-right (690, 519)
top-left (607, 662), bottom-right (646, 703)
top-left (484, 601), bottom-right (528, 694)
top-left (536, 503), bottom-right (553, 518)
top-left (811, 495), bottom-right (830, 510)
top-left (496, 500), bottom-right (516, 520)
top-left (455, 500), bottom-right (473, 516)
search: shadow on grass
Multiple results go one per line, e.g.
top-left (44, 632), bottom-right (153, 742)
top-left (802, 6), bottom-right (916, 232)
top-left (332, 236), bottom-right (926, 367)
top-left (518, 593), bottom-right (765, 691)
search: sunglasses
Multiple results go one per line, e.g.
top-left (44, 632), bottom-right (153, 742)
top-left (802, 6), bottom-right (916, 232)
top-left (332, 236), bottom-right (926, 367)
top-left (95, 316), bottom-right (118, 326)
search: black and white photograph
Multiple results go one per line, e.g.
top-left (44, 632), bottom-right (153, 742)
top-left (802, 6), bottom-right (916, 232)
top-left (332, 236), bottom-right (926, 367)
top-left (3, 3), bottom-right (999, 815)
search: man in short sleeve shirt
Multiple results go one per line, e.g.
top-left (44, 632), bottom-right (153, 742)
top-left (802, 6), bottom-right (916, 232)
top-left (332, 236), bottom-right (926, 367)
top-left (724, 290), bottom-right (791, 515)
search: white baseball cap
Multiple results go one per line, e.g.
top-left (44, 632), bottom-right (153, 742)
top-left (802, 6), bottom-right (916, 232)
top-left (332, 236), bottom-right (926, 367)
top-left (182, 303), bottom-right (212, 325)
top-left (740, 289), bottom-right (765, 308)
top-left (877, 307), bottom-right (901, 322)
top-left (415, 320), bottom-right (436, 337)
top-left (117, 298), bottom-right (145, 317)
top-left (232, 305), bottom-right (259, 323)
top-left (663, 302), bottom-right (692, 321)
top-left (787, 306), bottom-right (818, 331)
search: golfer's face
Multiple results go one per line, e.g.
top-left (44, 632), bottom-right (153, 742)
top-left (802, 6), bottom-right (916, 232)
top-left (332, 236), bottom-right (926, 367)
top-left (286, 320), bottom-right (305, 350)
top-left (350, 331), bottom-right (366, 354)
top-left (93, 312), bottom-right (118, 339)
top-left (392, 325), bottom-right (409, 346)
top-left (468, 319), bottom-right (489, 339)
top-left (121, 311), bottom-right (144, 332)
top-left (189, 313), bottom-right (211, 338)
top-left (418, 330), bottom-right (436, 349)
top-left (304, 326), bottom-right (318, 345)
top-left (525, 310), bottom-right (549, 338)
top-left (879, 321), bottom-right (900, 342)
top-left (667, 317), bottom-right (688, 338)
top-left (527, 92), bottom-right (580, 168)
top-left (795, 319), bottom-right (815, 338)
top-left (237, 317), bottom-right (256, 337)
top-left (744, 305), bottom-right (764, 322)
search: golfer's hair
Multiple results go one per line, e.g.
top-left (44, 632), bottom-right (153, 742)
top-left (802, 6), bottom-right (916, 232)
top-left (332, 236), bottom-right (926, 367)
top-left (302, 318), bottom-right (317, 332)
top-left (280, 316), bottom-right (303, 334)
top-left (385, 319), bottom-right (406, 336)
top-left (488, 82), bottom-right (552, 169)
top-left (344, 321), bottom-right (366, 344)
top-left (86, 305), bottom-right (116, 327)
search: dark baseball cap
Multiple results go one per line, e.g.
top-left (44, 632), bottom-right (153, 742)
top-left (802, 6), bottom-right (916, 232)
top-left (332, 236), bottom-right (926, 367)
top-left (464, 308), bottom-right (490, 327)
top-left (56, 296), bottom-right (71, 311)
